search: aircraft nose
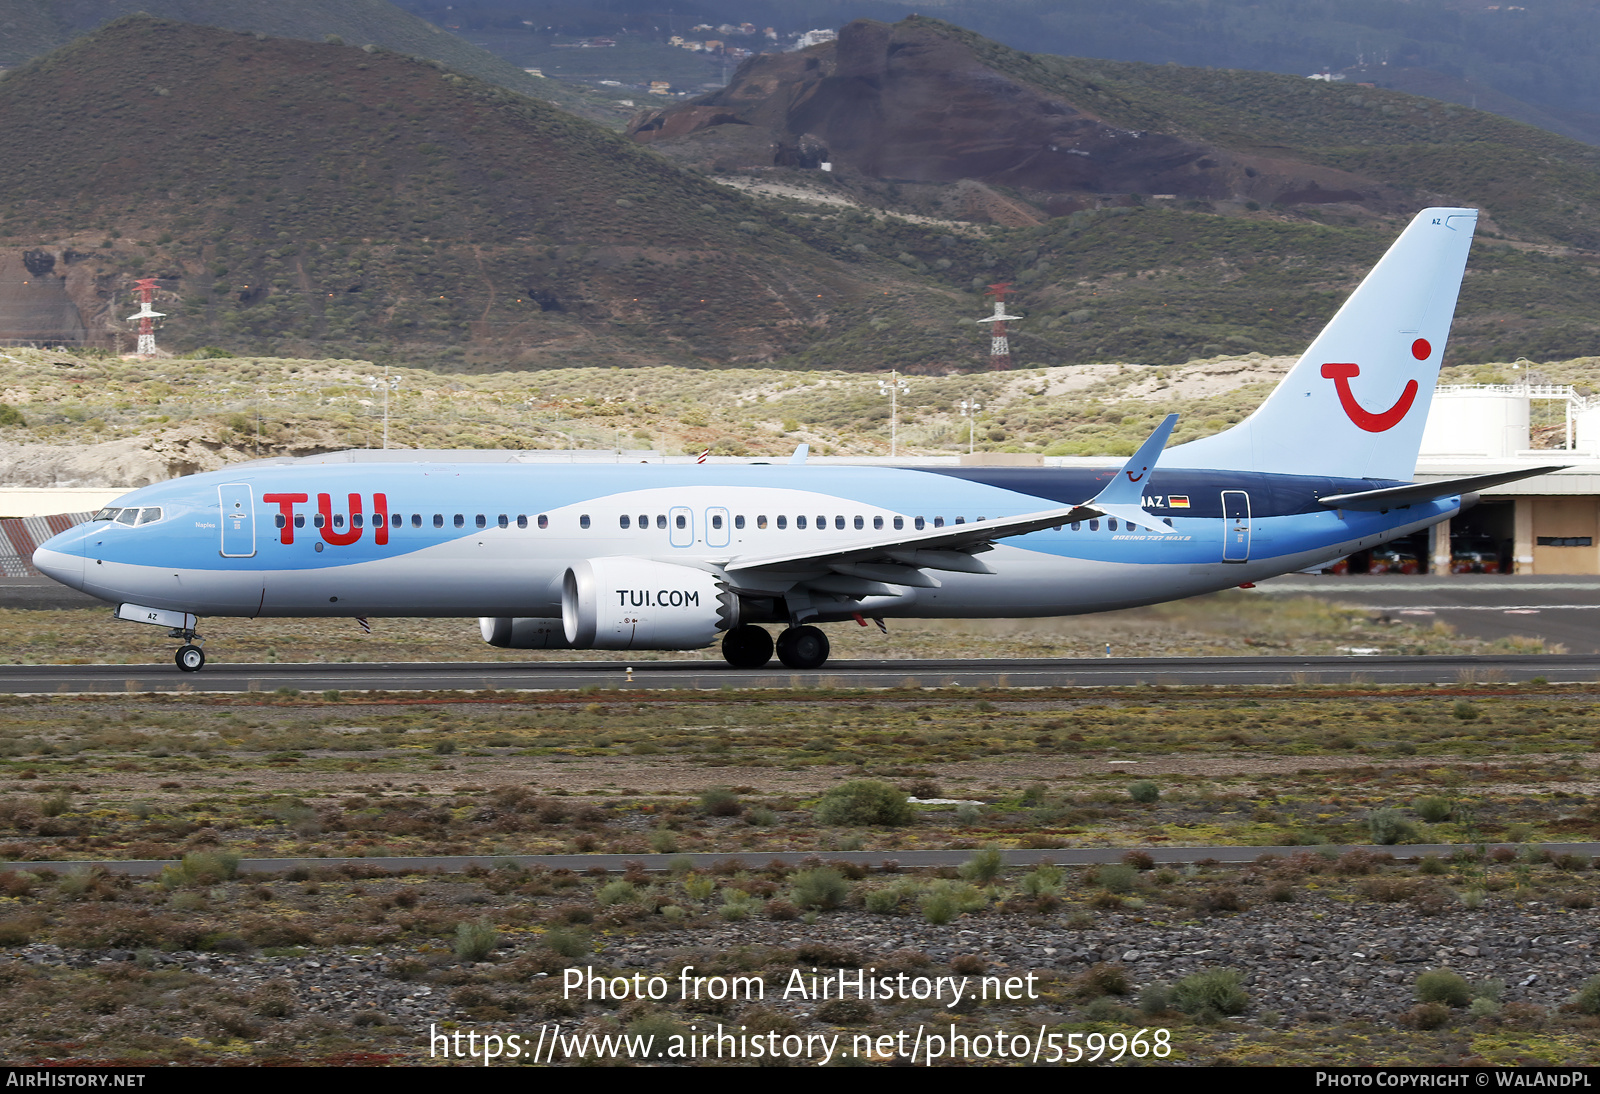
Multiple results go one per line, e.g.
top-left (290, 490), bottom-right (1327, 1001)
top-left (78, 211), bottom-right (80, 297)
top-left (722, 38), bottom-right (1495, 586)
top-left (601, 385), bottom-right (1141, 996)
top-left (32, 529), bottom-right (86, 591)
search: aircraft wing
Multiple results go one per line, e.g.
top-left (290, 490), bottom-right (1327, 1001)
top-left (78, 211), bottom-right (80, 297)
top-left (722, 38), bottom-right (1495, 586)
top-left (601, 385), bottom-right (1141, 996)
top-left (718, 415), bottom-right (1181, 597)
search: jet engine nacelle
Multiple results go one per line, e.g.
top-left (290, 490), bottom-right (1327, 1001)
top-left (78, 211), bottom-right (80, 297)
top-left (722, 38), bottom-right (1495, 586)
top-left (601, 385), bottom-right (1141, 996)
top-left (478, 616), bottom-right (574, 649)
top-left (562, 557), bottom-right (736, 650)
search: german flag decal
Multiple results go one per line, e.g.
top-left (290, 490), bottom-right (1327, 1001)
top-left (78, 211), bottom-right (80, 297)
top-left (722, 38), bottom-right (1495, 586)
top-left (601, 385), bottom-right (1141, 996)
top-left (1168, 495), bottom-right (1191, 509)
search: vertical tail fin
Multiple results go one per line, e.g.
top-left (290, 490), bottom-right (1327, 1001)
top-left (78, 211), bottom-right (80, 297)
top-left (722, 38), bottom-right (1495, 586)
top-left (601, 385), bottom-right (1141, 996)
top-left (1164, 207), bottom-right (1478, 480)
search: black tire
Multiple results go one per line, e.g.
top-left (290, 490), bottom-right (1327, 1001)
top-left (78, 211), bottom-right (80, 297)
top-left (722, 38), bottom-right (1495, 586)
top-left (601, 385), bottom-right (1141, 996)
top-left (775, 624), bottom-right (829, 670)
top-left (721, 624), bottom-right (774, 669)
top-left (175, 645), bottom-right (205, 672)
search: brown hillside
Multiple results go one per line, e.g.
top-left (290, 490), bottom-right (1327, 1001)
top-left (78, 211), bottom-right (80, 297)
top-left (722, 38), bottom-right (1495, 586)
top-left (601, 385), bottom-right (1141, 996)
top-left (0, 17), bottom-right (936, 368)
top-left (630, 18), bottom-right (1401, 218)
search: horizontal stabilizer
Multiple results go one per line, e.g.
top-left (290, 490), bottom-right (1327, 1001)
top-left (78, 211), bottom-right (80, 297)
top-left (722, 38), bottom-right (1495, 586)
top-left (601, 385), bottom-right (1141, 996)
top-left (1319, 465), bottom-right (1568, 511)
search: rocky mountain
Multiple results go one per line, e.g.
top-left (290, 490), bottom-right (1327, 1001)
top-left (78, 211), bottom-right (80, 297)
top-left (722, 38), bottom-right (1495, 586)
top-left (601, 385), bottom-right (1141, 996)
top-left (4, 15), bottom-right (1600, 371)
top-left (0, 0), bottom-right (620, 121)
top-left (0, 17), bottom-right (951, 368)
top-left (630, 17), bottom-right (1600, 241)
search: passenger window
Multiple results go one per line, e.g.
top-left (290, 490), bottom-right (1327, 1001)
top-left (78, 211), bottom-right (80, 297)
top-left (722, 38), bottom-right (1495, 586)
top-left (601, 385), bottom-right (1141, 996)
top-left (734, 515), bottom-right (745, 530)
top-left (816, 515), bottom-right (825, 530)
top-left (412, 514), bottom-right (422, 528)
top-left (620, 515), bottom-right (631, 529)
top-left (392, 513), bottom-right (401, 528)
top-left (797, 516), bottom-right (807, 530)
top-left (475, 515), bottom-right (486, 529)
top-left (454, 514), bottom-right (464, 528)
top-left (757, 515), bottom-right (767, 529)
top-left (295, 514), bottom-right (305, 528)
top-left (674, 514), bottom-right (686, 529)
top-left (873, 516), bottom-right (882, 530)
top-left (352, 514), bottom-right (363, 528)
top-left (835, 515), bottom-right (845, 530)
top-left (1071, 522), bottom-right (1081, 531)
top-left (333, 514), bottom-right (345, 529)
top-left (638, 514), bottom-right (648, 529)
top-left (538, 515), bottom-right (549, 529)
top-left (1090, 519), bottom-right (1100, 531)
top-left (517, 515), bottom-right (527, 529)
top-left (711, 514), bottom-right (723, 530)
top-left (914, 517), bottom-right (925, 530)
top-left (433, 514), bottom-right (444, 528)
top-left (497, 515), bottom-right (508, 529)
top-left (1109, 518), bottom-right (1119, 531)
top-left (656, 514), bottom-right (666, 529)
top-left (893, 516), bottom-right (904, 530)
top-left (580, 515), bottom-right (591, 529)
top-left (315, 514), bottom-right (326, 528)
top-left (274, 514), bottom-right (285, 528)
top-left (777, 515), bottom-right (787, 529)
top-left (933, 517), bottom-right (944, 528)
top-left (954, 516), bottom-right (965, 525)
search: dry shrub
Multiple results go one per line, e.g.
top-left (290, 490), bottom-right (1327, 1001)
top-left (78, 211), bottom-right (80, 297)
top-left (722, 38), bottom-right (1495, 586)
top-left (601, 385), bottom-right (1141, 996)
top-left (950, 953), bottom-right (986, 975)
top-left (1397, 1002), bottom-right (1453, 1030)
top-left (796, 942), bottom-right (862, 967)
top-left (1336, 849), bottom-right (1388, 875)
top-left (1200, 885), bottom-right (1247, 914)
top-left (1357, 877), bottom-right (1418, 903)
top-left (236, 915), bottom-right (317, 948)
top-left (816, 998), bottom-right (873, 1024)
top-left (1076, 962), bottom-right (1131, 997)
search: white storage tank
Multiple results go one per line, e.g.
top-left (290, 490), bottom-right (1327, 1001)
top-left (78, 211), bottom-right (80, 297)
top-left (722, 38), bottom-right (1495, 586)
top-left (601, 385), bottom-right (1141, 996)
top-left (1420, 389), bottom-right (1530, 458)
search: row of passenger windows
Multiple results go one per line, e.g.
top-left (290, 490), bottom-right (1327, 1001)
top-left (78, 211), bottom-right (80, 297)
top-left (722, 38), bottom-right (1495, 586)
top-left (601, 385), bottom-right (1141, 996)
top-left (272, 512), bottom-right (988, 532)
top-left (269, 511), bottom-right (1173, 534)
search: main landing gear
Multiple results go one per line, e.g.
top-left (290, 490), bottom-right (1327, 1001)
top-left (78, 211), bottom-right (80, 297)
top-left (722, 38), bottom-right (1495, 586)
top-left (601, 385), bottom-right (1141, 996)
top-left (169, 627), bottom-right (206, 673)
top-left (721, 624), bottom-right (774, 669)
top-left (720, 624), bottom-right (832, 670)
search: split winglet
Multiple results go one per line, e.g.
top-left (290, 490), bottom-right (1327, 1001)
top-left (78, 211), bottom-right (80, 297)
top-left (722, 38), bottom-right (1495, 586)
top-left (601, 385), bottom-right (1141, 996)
top-left (1084, 413), bottom-right (1179, 534)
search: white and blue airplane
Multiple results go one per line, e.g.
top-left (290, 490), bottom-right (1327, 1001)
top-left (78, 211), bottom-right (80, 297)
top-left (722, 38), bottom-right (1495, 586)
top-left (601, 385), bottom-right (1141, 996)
top-left (34, 207), bottom-right (1561, 672)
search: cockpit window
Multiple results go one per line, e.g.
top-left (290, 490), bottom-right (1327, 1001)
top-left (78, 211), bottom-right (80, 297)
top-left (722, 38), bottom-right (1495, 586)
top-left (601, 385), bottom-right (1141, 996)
top-left (96, 506), bottom-right (164, 525)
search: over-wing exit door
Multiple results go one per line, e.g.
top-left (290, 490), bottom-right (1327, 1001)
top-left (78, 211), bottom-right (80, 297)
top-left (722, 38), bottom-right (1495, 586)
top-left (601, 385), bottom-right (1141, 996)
top-left (1222, 490), bottom-right (1251, 563)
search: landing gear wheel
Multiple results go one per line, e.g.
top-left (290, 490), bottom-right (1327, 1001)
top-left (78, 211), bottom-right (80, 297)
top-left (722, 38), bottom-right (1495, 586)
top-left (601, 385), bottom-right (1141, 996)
top-left (175, 644), bottom-right (206, 673)
top-left (721, 624), bottom-right (774, 669)
top-left (775, 624), bottom-right (829, 670)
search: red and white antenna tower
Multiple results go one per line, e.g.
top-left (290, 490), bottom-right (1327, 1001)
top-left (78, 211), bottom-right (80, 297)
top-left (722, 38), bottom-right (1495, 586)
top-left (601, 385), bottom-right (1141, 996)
top-left (977, 281), bottom-right (1022, 370)
top-left (126, 278), bottom-right (166, 357)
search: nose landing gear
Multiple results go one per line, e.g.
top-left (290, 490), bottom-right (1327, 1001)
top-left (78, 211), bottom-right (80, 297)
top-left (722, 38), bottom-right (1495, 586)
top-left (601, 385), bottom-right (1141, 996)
top-left (168, 627), bottom-right (206, 672)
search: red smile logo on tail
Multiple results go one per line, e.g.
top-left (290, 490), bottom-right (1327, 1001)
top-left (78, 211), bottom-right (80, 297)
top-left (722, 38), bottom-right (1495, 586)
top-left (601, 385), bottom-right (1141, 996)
top-left (1321, 340), bottom-right (1429, 433)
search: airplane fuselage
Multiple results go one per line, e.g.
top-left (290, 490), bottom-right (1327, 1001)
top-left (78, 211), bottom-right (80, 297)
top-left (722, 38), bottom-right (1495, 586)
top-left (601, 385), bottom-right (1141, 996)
top-left (35, 461), bottom-right (1457, 623)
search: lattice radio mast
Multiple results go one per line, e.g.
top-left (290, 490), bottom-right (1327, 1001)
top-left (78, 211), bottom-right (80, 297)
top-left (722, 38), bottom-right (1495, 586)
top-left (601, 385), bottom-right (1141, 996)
top-left (977, 281), bottom-right (1021, 370)
top-left (126, 277), bottom-right (166, 357)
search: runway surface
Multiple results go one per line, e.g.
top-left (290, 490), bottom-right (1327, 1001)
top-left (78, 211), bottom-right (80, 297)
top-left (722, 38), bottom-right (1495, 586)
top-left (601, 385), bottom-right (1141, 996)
top-left (1, 652), bottom-right (1595, 693)
top-left (1258, 573), bottom-right (1600, 653)
top-left (4, 574), bottom-right (1599, 691)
